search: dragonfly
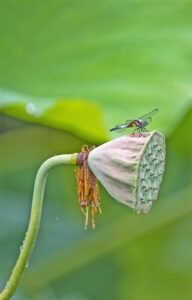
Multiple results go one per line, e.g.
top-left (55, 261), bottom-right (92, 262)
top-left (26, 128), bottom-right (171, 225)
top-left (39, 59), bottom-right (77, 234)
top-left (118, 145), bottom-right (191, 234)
top-left (110, 108), bottom-right (159, 133)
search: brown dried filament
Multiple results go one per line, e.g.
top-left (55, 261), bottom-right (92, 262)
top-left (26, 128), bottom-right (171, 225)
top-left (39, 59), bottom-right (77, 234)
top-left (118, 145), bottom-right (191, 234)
top-left (76, 145), bottom-right (101, 229)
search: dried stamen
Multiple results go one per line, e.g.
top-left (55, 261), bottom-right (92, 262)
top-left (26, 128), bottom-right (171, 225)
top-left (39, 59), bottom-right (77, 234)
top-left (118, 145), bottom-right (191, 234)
top-left (76, 145), bottom-right (101, 229)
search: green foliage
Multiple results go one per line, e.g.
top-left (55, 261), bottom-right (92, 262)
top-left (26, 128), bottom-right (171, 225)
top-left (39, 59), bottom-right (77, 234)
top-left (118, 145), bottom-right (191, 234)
top-left (0, 1), bottom-right (192, 300)
top-left (1, 0), bottom-right (192, 135)
top-left (0, 100), bottom-right (108, 143)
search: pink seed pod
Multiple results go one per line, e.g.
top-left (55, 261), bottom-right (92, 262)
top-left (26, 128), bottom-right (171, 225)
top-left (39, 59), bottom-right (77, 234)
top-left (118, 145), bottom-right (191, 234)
top-left (88, 131), bottom-right (166, 214)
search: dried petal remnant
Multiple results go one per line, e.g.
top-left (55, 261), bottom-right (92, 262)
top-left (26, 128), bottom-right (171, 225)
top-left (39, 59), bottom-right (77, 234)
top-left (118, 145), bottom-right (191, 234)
top-left (76, 145), bottom-right (101, 229)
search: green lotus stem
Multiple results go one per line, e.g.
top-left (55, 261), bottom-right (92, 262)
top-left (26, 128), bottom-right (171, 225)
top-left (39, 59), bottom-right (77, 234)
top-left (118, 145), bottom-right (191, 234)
top-left (0, 154), bottom-right (77, 300)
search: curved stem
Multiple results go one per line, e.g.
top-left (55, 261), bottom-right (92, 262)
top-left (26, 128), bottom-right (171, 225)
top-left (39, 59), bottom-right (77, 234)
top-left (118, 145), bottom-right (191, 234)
top-left (0, 153), bottom-right (77, 300)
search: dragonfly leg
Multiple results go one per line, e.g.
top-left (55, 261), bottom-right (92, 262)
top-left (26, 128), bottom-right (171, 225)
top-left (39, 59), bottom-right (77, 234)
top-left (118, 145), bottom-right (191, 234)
top-left (141, 127), bottom-right (148, 132)
top-left (138, 127), bottom-right (144, 136)
top-left (131, 127), bottom-right (138, 136)
top-left (139, 127), bottom-right (148, 137)
top-left (137, 127), bottom-right (147, 136)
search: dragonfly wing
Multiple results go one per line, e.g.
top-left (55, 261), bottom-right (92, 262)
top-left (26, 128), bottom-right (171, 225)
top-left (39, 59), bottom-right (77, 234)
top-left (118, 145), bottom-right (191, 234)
top-left (139, 108), bottom-right (159, 120)
top-left (125, 119), bottom-right (134, 123)
top-left (142, 117), bottom-right (153, 125)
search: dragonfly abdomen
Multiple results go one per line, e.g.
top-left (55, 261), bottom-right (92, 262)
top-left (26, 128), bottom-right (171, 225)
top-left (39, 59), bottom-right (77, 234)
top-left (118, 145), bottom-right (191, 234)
top-left (110, 124), bottom-right (128, 131)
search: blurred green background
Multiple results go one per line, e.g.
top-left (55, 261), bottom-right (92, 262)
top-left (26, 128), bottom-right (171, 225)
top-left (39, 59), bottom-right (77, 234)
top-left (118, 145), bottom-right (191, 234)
top-left (0, 1), bottom-right (192, 299)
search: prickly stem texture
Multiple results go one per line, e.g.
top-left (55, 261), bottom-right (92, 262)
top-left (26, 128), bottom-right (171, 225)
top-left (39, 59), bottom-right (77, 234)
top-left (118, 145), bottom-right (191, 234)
top-left (88, 131), bottom-right (166, 214)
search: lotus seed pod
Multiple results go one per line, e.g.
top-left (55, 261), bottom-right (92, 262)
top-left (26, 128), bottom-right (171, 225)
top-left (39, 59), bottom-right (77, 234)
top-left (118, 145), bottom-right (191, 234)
top-left (88, 131), bottom-right (166, 214)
